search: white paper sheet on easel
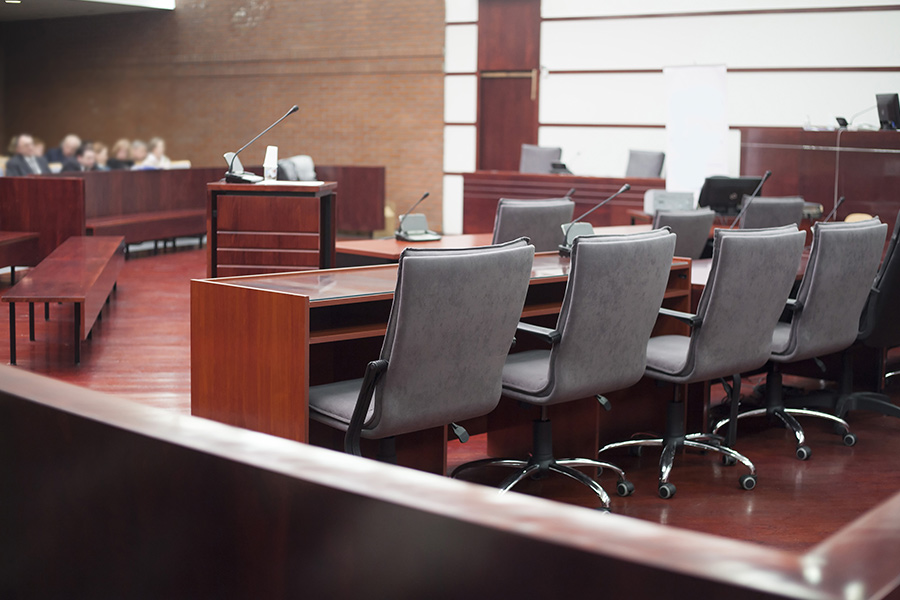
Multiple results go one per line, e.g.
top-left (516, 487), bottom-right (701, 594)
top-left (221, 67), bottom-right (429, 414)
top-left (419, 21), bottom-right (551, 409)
top-left (664, 65), bottom-right (729, 205)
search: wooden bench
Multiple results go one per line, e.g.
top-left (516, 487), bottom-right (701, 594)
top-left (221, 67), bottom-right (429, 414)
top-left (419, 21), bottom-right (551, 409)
top-left (0, 231), bottom-right (40, 283)
top-left (86, 208), bottom-right (205, 253)
top-left (2, 236), bottom-right (125, 365)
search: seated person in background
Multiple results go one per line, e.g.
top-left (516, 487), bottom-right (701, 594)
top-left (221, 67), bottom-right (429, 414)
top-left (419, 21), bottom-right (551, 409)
top-left (129, 139), bottom-right (149, 169)
top-left (107, 138), bottom-right (133, 170)
top-left (140, 137), bottom-right (171, 169)
top-left (61, 143), bottom-right (98, 172)
top-left (32, 137), bottom-right (46, 159)
top-left (45, 133), bottom-right (81, 164)
top-left (93, 141), bottom-right (110, 171)
top-left (4, 133), bottom-right (51, 176)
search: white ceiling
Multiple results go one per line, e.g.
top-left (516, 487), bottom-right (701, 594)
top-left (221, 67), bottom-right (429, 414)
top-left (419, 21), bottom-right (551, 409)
top-left (0, 0), bottom-right (174, 23)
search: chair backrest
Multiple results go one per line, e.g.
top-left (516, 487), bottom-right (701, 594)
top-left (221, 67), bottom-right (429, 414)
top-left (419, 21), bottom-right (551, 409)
top-left (740, 196), bottom-right (805, 229)
top-left (365, 238), bottom-right (535, 439)
top-left (860, 211), bottom-right (900, 348)
top-left (652, 209), bottom-right (715, 259)
top-left (519, 144), bottom-right (562, 174)
top-left (686, 226), bottom-right (806, 381)
top-left (774, 218), bottom-right (886, 361)
top-left (492, 197), bottom-right (574, 252)
top-left (538, 230), bottom-right (676, 402)
top-left (277, 155), bottom-right (316, 181)
top-left (625, 150), bottom-right (665, 178)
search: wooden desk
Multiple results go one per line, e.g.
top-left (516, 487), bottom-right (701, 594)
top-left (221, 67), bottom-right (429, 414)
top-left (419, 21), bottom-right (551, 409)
top-left (191, 251), bottom-right (691, 473)
top-left (207, 181), bottom-right (337, 277)
top-left (336, 225), bottom-right (653, 265)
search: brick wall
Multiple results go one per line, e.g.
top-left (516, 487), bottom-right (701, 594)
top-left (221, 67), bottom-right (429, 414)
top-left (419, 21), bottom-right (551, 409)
top-left (0, 0), bottom-right (445, 231)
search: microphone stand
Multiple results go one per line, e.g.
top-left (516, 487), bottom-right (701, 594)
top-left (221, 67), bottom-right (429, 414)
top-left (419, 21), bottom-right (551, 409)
top-left (728, 171), bottom-right (772, 230)
top-left (558, 184), bottom-right (630, 256)
top-left (226, 105), bottom-right (299, 183)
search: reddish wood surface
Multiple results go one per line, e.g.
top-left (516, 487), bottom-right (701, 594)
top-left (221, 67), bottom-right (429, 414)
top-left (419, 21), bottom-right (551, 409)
top-left (478, 0), bottom-right (541, 72)
top-left (463, 171), bottom-right (665, 232)
top-left (5, 364), bottom-right (900, 598)
top-left (0, 231), bottom-right (39, 270)
top-left (0, 176), bottom-right (86, 261)
top-left (86, 209), bottom-right (206, 243)
top-left (207, 181), bottom-right (337, 278)
top-left (316, 165), bottom-right (385, 232)
top-left (740, 127), bottom-right (900, 237)
top-left (2, 236), bottom-right (125, 341)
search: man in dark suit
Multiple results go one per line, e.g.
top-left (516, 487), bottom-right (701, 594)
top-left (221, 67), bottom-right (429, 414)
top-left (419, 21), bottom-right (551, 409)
top-left (4, 134), bottom-right (51, 176)
top-left (61, 143), bottom-right (98, 172)
top-left (45, 133), bottom-right (81, 165)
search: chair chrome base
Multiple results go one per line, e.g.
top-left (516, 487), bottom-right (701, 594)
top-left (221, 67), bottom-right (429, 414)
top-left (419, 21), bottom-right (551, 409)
top-left (598, 433), bottom-right (757, 499)
top-left (712, 406), bottom-right (856, 461)
top-left (450, 418), bottom-right (633, 510)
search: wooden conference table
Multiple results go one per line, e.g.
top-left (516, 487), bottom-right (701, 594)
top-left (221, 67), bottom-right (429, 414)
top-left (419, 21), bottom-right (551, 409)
top-left (192, 224), bottom-right (691, 473)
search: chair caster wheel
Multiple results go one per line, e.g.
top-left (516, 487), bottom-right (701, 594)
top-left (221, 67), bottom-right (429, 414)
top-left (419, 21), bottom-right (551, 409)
top-left (658, 482), bottom-right (676, 499)
top-left (833, 423), bottom-right (848, 435)
top-left (843, 432), bottom-right (857, 447)
top-left (616, 480), bottom-right (635, 497)
top-left (796, 445), bottom-right (811, 460)
top-left (739, 474), bottom-right (757, 490)
top-left (722, 454), bottom-right (737, 466)
top-left (628, 446), bottom-right (643, 458)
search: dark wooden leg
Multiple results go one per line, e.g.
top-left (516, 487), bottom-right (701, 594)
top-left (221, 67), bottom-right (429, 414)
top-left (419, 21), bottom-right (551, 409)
top-left (44, 302), bottom-right (50, 321)
top-left (28, 302), bottom-right (35, 341)
top-left (9, 302), bottom-right (15, 365)
top-left (10, 266), bottom-right (15, 285)
top-left (74, 302), bottom-right (81, 366)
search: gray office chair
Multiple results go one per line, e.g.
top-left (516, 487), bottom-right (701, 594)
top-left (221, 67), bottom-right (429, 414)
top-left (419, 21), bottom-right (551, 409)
top-left (519, 144), bottom-right (562, 174)
top-left (599, 225), bottom-right (806, 499)
top-left (652, 209), bottom-right (716, 259)
top-left (740, 196), bottom-right (805, 229)
top-left (277, 155), bottom-right (316, 181)
top-left (625, 150), bottom-right (665, 178)
top-left (714, 219), bottom-right (887, 459)
top-left (453, 229), bottom-right (677, 508)
top-left (787, 211), bottom-right (900, 419)
top-left (308, 238), bottom-right (534, 458)
top-left (492, 197), bottom-right (575, 252)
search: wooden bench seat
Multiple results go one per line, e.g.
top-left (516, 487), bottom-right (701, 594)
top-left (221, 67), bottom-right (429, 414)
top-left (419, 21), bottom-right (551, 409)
top-left (0, 231), bottom-right (40, 283)
top-left (2, 236), bottom-right (125, 365)
top-left (86, 208), bottom-right (205, 248)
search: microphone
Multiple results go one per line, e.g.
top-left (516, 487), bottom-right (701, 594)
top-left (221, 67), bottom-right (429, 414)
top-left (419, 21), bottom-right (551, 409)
top-left (558, 183), bottom-right (630, 256)
top-left (225, 105), bottom-right (299, 183)
top-left (395, 192), bottom-right (441, 242)
top-left (728, 171), bottom-right (772, 229)
top-left (821, 196), bottom-right (846, 223)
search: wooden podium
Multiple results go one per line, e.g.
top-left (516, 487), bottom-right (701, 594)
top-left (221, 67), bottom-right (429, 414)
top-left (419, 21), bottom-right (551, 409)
top-left (206, 181), bottom-right (337, 277)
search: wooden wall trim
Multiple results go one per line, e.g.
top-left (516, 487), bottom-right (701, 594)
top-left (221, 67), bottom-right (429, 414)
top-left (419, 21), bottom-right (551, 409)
top-left (542, 5), bottom-right (900, 22)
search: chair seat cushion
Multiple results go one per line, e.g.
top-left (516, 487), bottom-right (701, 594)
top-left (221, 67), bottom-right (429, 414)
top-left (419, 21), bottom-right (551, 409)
top-left (309, 378), bottom-right (369, 432)
top-left (645, 335), bottom-right (690, 377)
top-left (501, 349), bottom-right (552, 399)
top-left (771, 322), bottom-right (792, 355)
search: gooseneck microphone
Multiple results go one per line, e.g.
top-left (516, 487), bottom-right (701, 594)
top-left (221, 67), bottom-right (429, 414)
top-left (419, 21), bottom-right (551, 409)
top-left (728, 170), bottom-right (772, 229)
top-left (821, 196), bottom-right (846, 223)
top-left (226, 105), bottom-right (299, 183)
top-left (558, 183), bottom-right (630, 256)
top-left (395, 192), bottom-right (441, 242)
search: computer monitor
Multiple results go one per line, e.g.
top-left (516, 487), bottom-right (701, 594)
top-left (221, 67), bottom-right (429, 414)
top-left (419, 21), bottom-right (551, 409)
top-left (697, 176), bottom-right (764, 216)
top-left (876, 93), bottom-right (900, 130)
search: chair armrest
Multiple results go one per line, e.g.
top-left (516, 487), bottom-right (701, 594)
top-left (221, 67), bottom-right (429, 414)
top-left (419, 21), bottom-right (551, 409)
top-left (659, 307), bottom-right (703, 327)
top-left (344, 359), bottom-right (389, 456)
top-left (785, 298), bottom-right (804, 312)
top-left (516, 322), bottom-right (561, 344)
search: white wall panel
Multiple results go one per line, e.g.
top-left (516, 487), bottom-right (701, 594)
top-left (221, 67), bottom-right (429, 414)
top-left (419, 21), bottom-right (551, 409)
top-left (446, 0), bottom-right (478, 23)
top-left (444, 75), bottom-right (478, 123)
top-left (540, 72), bottom-right (667, 125)
top-left (727, 71), bottom-right (900, 128)
top-left (443, 174), bottom-right (464, 234)
top-left (538, 126), bottom-right (742, 178)
top-left (542, 0), bottom-right (900, 19)
top-left (444, 24), bottom-right (478, 73)
top-left (444, 125), bottom-right (477, 173)
top-left (541, 12), bottom-right (900, 71)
